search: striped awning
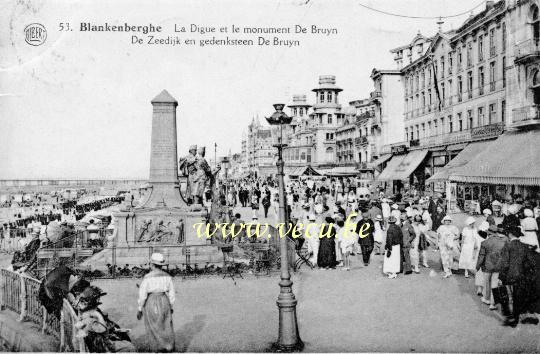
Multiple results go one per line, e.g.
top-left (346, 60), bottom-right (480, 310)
top-left (377, 149), bottom-right (428, 181)
top-left (449, 130), bottom-right (540, 186)
top-left (427, 141), bottom-right (492, 182)
top-left (368, 154), bottom-right (393, 168)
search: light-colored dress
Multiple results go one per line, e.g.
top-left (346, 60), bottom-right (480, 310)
top-left (459, 226), bottom-right (478, 270)
top-left (373, 221), bottom-right (385, 244)
top-left (339, 224), bottom-right (357, 254)
top-left (410, 223), bottom-right (421, 268)
top-left (383, 245), bottom-right (401, 274)
top-left (437, 224), bottom-right (460, 273)
top-left (520, 217), bottom-right (539, 248)
top-left (138, 269), bottom-right (175, 352)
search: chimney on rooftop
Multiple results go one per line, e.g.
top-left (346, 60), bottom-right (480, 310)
top-left (486, 1), bottom-right (494, 10)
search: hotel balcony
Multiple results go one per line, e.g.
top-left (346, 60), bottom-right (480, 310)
top-left (512, 104), bottom-right (540, 128)
top-left (515, 39), bottom-right (540, 64)
top-left (370, 90), bottom-right (382, 101)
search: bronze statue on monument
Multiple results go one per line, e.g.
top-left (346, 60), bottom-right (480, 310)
top-left (179, 145), bottom-right (220, 205)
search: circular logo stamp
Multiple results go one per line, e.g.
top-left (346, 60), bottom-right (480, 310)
top-left (24, 23), bottom-right (47, 46)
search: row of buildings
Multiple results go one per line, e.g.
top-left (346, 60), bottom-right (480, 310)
top-left (237, 0), bottom-right (540, 212)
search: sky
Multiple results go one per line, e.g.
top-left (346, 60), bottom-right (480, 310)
top-left (0, 0), bottom-right (488, 179)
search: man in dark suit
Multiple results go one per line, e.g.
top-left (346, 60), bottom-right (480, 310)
top-left (356, 212), bottom-right (375, 266)
top-left (400, 212), bottom-right (415, 274)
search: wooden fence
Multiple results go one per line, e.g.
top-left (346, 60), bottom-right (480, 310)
top-left (0, 269), bottom-right (86, 352)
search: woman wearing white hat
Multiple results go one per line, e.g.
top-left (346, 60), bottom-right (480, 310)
top-left (305, 214), bottom-right (320, 265)
top-left (437, 215), bottom-right (460, 278)
top-left (459, 216), bottom-right (479, 278)
top-left (137, 252), bottom-right (175, 352)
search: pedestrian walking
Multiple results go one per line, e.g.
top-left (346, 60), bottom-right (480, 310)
top-left (400, 212), bottom-right (415, 274)
top-left (317, 216), bottom-right (337, 269)
top-left (437, 215), bottom-right (460, 278)
top-left (261, 194), bottom-right (271, 218)
top-left (459, 216), bottom-right (479, 278)
top-left (373, 215), bottom-right (385, 255)
top-left (476, 225), bottom-right (508, 310)
top-left (383, 216), bottom-right (401, 279)
top-left (356, 212), bottom-right (375, 266)
top-left (137, 252), bottom-right (175, 352)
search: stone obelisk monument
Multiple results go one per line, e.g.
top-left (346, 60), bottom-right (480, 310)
top-left (139, 90), bottom-right (186, 208)
top-left (112, 90), bottom-right (207, 247)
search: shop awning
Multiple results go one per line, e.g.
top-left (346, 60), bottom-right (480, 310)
top-left (368, 154), bottom-right (393, 168)
top-left (318, 166), bottom-right (359, 176)
top-left (427, 141), bottom-right (492, 182)
top-left (449, 130), bottom-right (540, 186)
top-left (288, 165), bottom-right (321, 177)
top-left (377, 150), bottom-right (428, 181)
top-left (446, 143), bottom-right (469, 151)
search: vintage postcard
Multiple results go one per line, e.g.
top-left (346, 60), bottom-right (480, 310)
top-left (1, 0), bottom-right (540, 352)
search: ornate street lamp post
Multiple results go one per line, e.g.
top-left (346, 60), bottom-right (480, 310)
top-left (266, 103), bottom-right (303, 351)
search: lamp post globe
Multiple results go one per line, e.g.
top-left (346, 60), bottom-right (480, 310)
top-left (266, 103), bottom-right (303, 352)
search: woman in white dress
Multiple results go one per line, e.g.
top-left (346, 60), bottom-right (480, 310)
top-left (373, 215), bottom-right (386, 255)
top-left (520, 209), bottom-right (539, 248)
top-left (305, 214), bottom-right (320, 265)
top-left (458, 216), bottom-right (478, 278)
top-left (410, 215), bottom-right (423, 273)
top-left (338, 215), bottom-right (357, 271)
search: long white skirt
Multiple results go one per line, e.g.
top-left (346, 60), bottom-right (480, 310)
top-left (383, 244), bottom-right (401, 274)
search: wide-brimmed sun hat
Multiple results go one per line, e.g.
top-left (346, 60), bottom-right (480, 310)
top-left (375, 215), bottom-right (383, 221)
top-left (483, 209), bottom-right (492, 215)
top-left (388, 216), bottom-right (397, 223)
top-left (150, 252), bottom-right (166, 266)
top-left (442, 215), bottom-right (452, 222)
top-left (465, 216), bottom-right (476, 225)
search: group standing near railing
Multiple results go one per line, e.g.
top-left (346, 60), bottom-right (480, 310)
top-left (0, 269), bottom-right (86, 352)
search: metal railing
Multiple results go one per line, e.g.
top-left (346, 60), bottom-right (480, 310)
top-left (0, 269), bottom-right (86, 352)
top-left (515, 38), bottom-right (540, 61)
top-left (512, 104), bottom-right (540, 126)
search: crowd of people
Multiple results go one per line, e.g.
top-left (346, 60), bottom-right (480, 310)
top-left (213, 175), bottom-right (540, 328)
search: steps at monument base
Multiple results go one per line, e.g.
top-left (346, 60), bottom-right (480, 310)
top-left (79, 245), bottom-right (252, 271)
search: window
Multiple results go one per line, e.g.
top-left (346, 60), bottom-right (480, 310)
top-left (422, 123), bottom-right (425, 137)
top-left (448, 79), bottom-right (453, 104)
top-left (416, 125), bottom-right (419, 140)
top-left (502, 100), bottom-right (506, 123)
top-left (293, 108), bottom-right (297, 116)
top-left (488, 103), bottom-right (496, 124)
top-left (319, 115), bottom-right (322, 124)
top-left (502, 56), bottom-right (506, 88)
top-left (319, 92), bottom-right (324, 103)
top-left (489, 28), bottom-right (496, 57)
top-left (467, 42), bottom-right (473, 67)
top-left (405, 127), bottom-right (409, 141)
top-left (441, 82), bottom-right (446, 105)
top-left (441, 56), bottom-right (445, 78)
top-left (533, 5), bottom-right (540, 46)
top-left (327, 91), bottom-right (333, 103)
top-left (434, 120), bottom-right (438, 135)
top-left (428, 89), bottom-right (432, 111)
top-left (467, 71), bottom-right (473, 99)
top-left (490, 61), bottom-right (496, 91)
top-left (502, 23), bottom-right (506, 53)
top-left (458, 76), bottom-right (463, 102)
top-left (479, 66), bottom-right (485, 95)
top-left (458, 112), bottom-right (463, 131)
top-left (478, 35), bottom-right (484, 61)
top-left (440, 117), bottom-right (445, 134)
top-left (328, 114), bottom-right (333, 124)
top-left (428, 121), bottom-right (432, 135)
top-left (299, 108), bottom-right (304, 117)
top-left (415, 73), bottom-right (420, 92)
top-left (457, 46), bottom-right (463, 70)
top-left (478, 106), bottom-right (485, 126)
top-left (428, 67), bottom-right (432, 85)
top-left (468, 109), bottom-right (473, 129)
top-left (421, 69), bottom-right (425, 88)
top-left (422, 92), bottom-right (425, 108)
top-left (448, 115), bottom-right (453, 133)
top-left (448, 52), bottom-right (453, 75)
